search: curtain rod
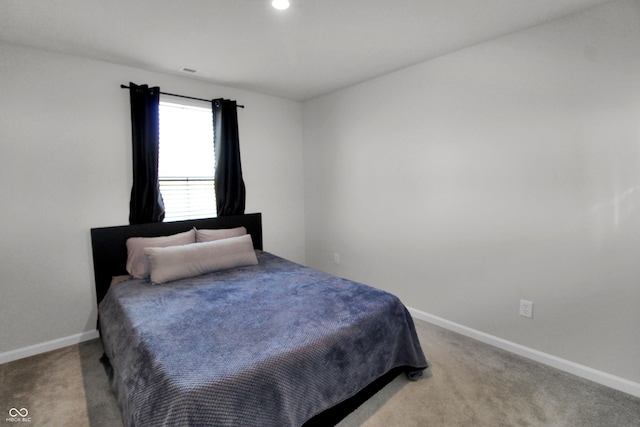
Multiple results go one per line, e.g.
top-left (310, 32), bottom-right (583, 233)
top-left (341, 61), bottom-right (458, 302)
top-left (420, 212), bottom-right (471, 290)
top-left (120, 84), bottom-right (245, 108)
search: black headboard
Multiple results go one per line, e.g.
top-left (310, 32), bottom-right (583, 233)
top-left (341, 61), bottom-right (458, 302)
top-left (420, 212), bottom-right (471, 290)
top-left (90, 213), bottom-right (262, 306)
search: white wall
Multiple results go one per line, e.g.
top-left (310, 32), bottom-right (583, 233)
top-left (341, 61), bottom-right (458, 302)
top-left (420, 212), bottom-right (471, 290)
top-left (0, 42), bottom-right (305, 355)
top-left (303, 0), bottom-right (640, 384)
top-left (2, 0), bottom-right (639, 390)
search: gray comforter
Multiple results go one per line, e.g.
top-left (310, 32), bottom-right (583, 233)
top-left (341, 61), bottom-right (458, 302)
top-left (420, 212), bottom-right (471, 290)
top-left (99, 252), bottom-right (428, 427)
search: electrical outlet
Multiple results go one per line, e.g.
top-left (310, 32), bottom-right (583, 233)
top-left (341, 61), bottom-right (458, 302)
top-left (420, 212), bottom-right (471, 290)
top-left (333, 253), bottom-right (340, 265)
top-left (519, 299), bottom-right (533, 318)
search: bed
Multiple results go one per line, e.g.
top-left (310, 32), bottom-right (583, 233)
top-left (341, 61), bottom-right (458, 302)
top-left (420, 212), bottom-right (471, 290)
top-left (91, 213), bottom-right (429, 426)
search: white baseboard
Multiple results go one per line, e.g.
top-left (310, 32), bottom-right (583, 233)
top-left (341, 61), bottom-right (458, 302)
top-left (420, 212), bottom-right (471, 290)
top-left (0, 330), bottom-right (100, 365)
top-left (408, 307), bottom-right (640, 399)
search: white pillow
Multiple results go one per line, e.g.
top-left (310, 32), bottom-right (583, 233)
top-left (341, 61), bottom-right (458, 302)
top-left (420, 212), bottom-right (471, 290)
top-left (195, 226), bottom-right (247, 243)
top-left (125, 229), bottom-right (196, 279)
top-left (144, 234), bottom-right (258, 285)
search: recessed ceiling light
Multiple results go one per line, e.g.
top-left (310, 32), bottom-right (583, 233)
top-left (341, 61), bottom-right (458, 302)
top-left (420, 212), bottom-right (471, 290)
top-left (272, 0), bottom-right (290, 10)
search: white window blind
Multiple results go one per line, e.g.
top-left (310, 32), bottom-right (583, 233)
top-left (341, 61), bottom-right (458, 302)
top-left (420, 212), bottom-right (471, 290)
top-left (159, 100), bottom-right (217, 222)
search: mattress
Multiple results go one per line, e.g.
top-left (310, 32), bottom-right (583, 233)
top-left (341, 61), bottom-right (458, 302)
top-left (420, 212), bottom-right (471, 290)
top-left (99, 251), bottom-right (428, 426)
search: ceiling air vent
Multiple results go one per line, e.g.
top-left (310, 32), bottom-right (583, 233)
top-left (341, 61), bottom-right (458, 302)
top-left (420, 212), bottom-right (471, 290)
top-left (179, 67), bottom-right (212, 78)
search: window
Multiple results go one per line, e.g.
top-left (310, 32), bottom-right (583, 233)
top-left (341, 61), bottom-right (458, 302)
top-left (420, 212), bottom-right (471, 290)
top-left (158, 99), bottom-right (217, 221)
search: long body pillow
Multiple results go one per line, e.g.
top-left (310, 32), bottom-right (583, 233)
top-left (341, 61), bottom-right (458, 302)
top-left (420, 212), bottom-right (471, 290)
top-left (144, 234), bottom-right (258, 285)
top-left (126, 229), bottom-right (196, 279)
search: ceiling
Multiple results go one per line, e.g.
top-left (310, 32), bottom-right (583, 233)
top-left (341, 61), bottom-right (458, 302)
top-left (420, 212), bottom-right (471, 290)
top-left (0, 0), bottom-right (613, 101)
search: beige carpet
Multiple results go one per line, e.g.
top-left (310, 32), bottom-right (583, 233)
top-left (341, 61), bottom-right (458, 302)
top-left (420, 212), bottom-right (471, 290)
top-left (339, 321), bottom-right (640, 427)
top-left (1, 320), bottom-right (638, 426)
top-left (0, 338), bottom-right (121, 427)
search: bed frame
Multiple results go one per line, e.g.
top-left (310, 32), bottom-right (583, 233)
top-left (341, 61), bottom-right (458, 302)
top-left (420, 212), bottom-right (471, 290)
top-left (89, 212), bottom-right (399, 426)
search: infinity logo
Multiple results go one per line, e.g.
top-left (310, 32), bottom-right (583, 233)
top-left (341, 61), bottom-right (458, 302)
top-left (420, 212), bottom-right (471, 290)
top-left (8, 408), bottom-right (28, 417)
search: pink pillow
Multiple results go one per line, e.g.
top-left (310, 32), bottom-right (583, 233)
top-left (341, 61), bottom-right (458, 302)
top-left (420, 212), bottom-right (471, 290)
top-left (125, 229), bottom-right (196, 279)
top-left (195, 226), bottom-right (246, 243)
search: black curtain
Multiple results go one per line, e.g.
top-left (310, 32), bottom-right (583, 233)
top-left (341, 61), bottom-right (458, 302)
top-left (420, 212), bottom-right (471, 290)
top-left (212, 98), bottom-right (246, 216)
top-left (128, 83), bottom-right (165, 224)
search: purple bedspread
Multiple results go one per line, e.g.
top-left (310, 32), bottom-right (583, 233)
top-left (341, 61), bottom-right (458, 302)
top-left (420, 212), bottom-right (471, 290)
top-left (99, 252), bottom-right (428, 426)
